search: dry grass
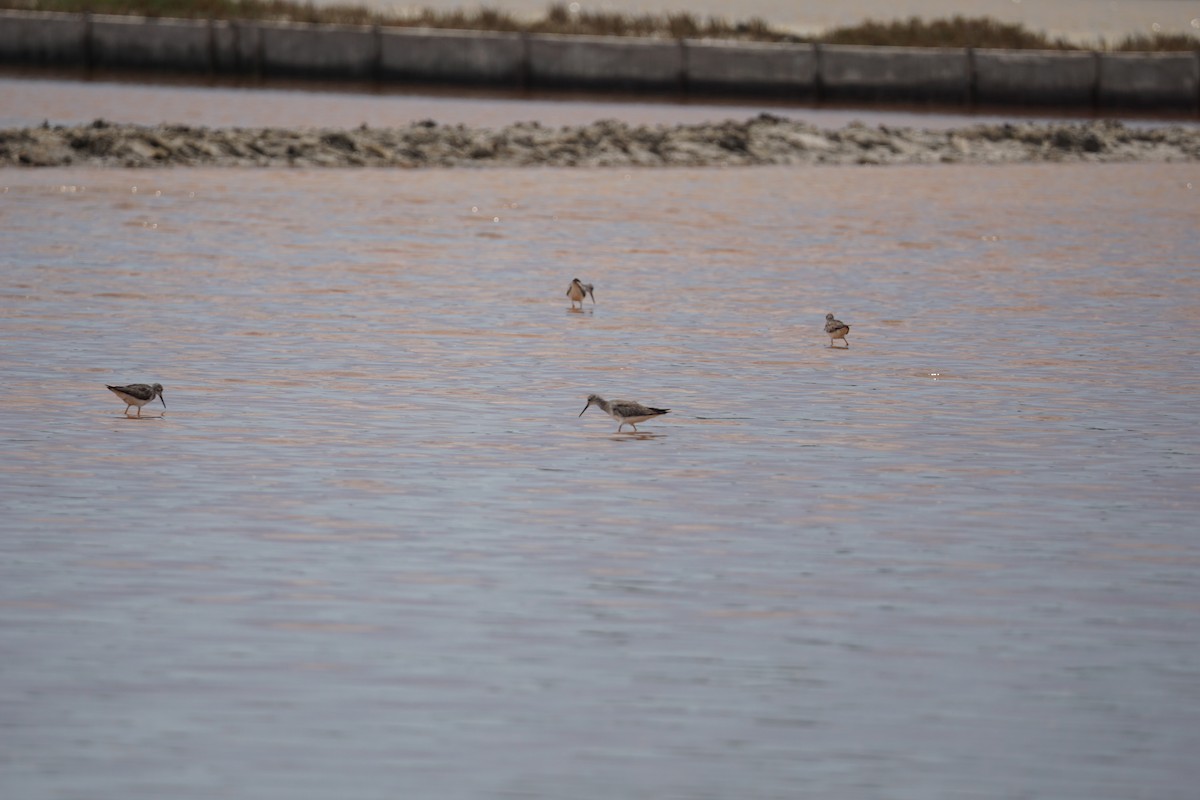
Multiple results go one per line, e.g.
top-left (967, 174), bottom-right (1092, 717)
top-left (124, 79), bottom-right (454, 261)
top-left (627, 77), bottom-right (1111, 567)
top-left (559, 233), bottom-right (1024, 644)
top-left (526, 4), bottom-right (785, 41)
top-left (2, 2), bottom-right (1197, 51)
top-left (1110, 31), bottom-right (1200, 52)
top-left (821, 16), bottom-right (1075, 50)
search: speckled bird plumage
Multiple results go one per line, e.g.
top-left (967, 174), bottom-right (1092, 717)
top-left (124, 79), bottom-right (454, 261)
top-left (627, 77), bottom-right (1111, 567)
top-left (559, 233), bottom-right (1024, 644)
top-left (824, 313), bottom-right (850, 348)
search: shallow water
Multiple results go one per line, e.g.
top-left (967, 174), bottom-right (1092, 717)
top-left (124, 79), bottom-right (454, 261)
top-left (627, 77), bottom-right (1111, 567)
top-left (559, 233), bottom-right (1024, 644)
top-left (0, 74), bottom-right (1107, 132)
top-left (2, 163), bottom-right (1199, 799)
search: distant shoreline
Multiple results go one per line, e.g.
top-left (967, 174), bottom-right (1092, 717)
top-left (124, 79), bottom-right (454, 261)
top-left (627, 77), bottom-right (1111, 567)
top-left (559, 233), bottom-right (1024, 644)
top-left (5, 117), bottom-right (1199, 168)
top-left (1, 2), bottom-right (1197, 51)
top-left (4, 10), bottom-right (1199, 115)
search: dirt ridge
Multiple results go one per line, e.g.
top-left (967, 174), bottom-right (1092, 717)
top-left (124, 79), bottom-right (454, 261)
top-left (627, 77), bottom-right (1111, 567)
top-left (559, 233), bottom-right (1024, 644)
top-left (5, 116), bottom-right (1199, 167)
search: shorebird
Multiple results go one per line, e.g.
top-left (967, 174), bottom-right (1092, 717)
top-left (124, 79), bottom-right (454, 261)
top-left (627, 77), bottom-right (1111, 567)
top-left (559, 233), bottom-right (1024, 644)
top-left (107, 383), bottom-right (165, 417)
top-left (824, 313), bottom-right (850, 348)
top-left (566, 278), bottom-right (595, 309)
top-left (579, 394), bottom-right (669, 433)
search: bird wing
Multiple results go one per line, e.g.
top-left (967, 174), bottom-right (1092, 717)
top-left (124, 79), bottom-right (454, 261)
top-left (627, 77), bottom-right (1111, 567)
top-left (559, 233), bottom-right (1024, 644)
top-left (608, 401), bottom-right (640, 415)
top-left (611, 401), bottom-right (668, 417)
top-left (108, 384), bottom-right (153, 401)
top-left (824, 319), bottom-right (847, 333)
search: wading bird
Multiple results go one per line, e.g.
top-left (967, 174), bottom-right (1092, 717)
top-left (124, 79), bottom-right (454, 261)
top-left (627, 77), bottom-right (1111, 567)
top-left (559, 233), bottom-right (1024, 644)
top-left (824, 313), bottom-right (850, 348)
top-left (107, 383), bottom-right (166, 417)
top-left (567, 278), bottom-right (595, 309)
top-left (579, 394), bottom-right (669, 433)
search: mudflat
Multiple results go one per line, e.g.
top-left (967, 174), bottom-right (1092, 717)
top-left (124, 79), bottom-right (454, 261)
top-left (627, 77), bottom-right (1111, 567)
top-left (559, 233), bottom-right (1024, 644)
top-left (5, 115), bottom-right (1199, 168)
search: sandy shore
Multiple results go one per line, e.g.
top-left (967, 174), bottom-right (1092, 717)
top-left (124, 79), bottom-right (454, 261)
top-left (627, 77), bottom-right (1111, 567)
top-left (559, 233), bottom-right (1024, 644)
top-left (3, 116), bottom-right (1199, 167)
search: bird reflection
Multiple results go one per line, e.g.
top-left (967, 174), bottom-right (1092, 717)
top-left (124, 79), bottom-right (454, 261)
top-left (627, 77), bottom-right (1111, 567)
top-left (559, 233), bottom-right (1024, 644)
top-left (609, 431), bottom-right (667, 441)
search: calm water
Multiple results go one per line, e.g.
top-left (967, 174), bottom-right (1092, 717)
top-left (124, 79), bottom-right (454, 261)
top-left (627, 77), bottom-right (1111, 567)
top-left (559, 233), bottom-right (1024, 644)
top-left (3, 74), bottom-right (1136, 132)
top-left (2, 163), bottom-right (1199, 799)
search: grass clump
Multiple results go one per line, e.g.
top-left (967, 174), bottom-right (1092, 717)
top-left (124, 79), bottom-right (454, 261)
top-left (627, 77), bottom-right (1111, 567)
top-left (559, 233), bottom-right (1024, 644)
top-left (528, 4), bottom-right (784, 41)
top-left (1, 2), bottom-right (1197, 50)
top-left (1110, 31), bottom-right (1200, 52)
top-left (6, 0), bottom-right (385, 25)
top-left (821, 15), bottom-right (1200, 51)
top-left (822, 15), bottom-right (1075, 50)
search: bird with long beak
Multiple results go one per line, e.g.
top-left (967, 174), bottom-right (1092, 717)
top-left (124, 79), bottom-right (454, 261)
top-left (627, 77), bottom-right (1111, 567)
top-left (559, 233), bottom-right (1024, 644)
top-left (579, 394), bottom-right (669, 433)
top-left (566, 278), bottom-right (595, 309)
top-left (824, 313), bottom-right (850, 348)
top-left (107, 383), bottom-right (166, 417)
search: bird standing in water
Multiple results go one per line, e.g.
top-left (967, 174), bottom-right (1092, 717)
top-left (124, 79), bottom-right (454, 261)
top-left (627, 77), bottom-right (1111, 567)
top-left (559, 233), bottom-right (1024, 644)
top-left (579, 394), bottom-right (669, 433)
top-left (107, 383), bottom-right (166, 417)
top-left (824, 313), bottom-right (850, 348)
top-left (567, 278), bottom-right (595, 309)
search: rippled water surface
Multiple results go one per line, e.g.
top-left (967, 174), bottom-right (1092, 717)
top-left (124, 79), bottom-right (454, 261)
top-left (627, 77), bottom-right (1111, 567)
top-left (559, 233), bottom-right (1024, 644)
top-left (2, 163), bottom-right (1199, 799)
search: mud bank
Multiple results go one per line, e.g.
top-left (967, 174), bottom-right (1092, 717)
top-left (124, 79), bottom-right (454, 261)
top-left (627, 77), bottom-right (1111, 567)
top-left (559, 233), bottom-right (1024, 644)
top-left (4, 116), bottom-right (1199, 167)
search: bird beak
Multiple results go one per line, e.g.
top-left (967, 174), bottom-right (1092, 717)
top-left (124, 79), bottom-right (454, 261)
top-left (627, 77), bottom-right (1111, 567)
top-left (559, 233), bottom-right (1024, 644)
top-left (579, 404), bottom-right (589, 417)
top-left (159, 392), bottom-right (166, 408)
top-left (589, 290), bottom-right (595, 304)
